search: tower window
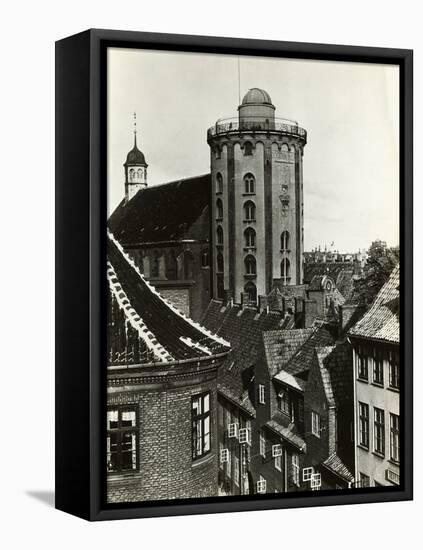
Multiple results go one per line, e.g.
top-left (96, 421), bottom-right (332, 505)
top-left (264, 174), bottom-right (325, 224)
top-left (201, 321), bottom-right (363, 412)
top-left (107, 408), bottom-right (138, 473)
top-left (244, 142), bottom-right (253, 156)
top-left (244, 281), bottom-right (257, 303)
top-left (280, 258), bottom-right (290, 284)
top-left (244, 173), bottom-right (255, 194)
top-left (192, 392), bottom-right (211, 460)
top-left (165, 250), bottom-right (178, 280)
top-left (244, 201), bottom-right (256, 221)
top-left (244, 255), bottom-right (257, 275)
top-left (281, 231), bottom-right (290, 251)
top-left (216, 172), bottom-right (223, 194)
top-left (216, 225), bottom-right (224, 246)
top-left (129, 168), bottom-right (135, 182)
top-left (151, 251), bottom-right (160, 278)
top-left (244, 227), bottom-right (256, 248)
top-left (216, 198), bottom-right (223, 220)
top-left (217, 252), bottom-right (224, 273)
top-left (201, 248), bottom-right (210, 268)
top-left (137, 168), bottom-right (143, 180)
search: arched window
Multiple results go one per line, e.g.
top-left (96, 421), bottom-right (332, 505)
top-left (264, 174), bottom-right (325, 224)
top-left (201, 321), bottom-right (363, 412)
top-left (216, 225), bottom-right (224, 246)
top-left (166, 250), bottom-right (178, 280)
top-left (216, 198), bottom-right (223, 220)
top-left (244, 255), bottom-right (256, 275)
top-left (184, 251), bottom-right (194, 280)
top-left (280, 258), bottom-right (290, 284)
top-left (244, 227), bottom-right (256, 248)
top-left (201, 248), bottom-right (210, 268)
top-left (244, 173), bottom-right (255, 194)
top-left (217, 252), bottom-right (224, 273)
top-left (244, 281), bottom-right (257, 303)
top-left (129, 168), bottom-right (135, 182)
top-left (151, 251), bottom-right (160, 278)
top-left (281, 231), bottom-right (290, 251)
top-left (216, 172), bottom-right (223, 194)
top-left (137, 168), bottom-right (143, 180)
top-left (244, 142), bottom-right (253, 156)
top-left (244, 201), bottom-right (256, 221)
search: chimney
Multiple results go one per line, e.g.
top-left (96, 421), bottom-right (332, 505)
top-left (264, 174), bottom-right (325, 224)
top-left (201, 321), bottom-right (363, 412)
top-left (224, 289), bottom-right (233, 307)
top-left (304, 299), bottom-right (318, 328)
top-left (258, 295), bottom-right (269, 313)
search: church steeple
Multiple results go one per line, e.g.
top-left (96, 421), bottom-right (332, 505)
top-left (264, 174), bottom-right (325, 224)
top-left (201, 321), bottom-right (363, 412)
top-left (124, 112), bottom-right (148, 202)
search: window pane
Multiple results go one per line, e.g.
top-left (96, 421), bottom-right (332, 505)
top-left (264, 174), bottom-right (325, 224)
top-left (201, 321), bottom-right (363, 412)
top-left (203, 393), bottom-right (210, 413)
top-left (121, 410), bottom-right (136, 427)
top-left (107, 410), bottom-right (118, 429)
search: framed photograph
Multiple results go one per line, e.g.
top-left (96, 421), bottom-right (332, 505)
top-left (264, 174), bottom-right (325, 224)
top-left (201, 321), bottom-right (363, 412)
top-left (55, 29), bottom-right (413, 521)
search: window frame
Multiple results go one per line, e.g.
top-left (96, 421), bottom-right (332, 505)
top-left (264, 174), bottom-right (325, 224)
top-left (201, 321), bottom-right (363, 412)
top-left (373, 406), bottom-right (385, 457)
top-left (311, 410), bottom-right (321, 438)
top-left (258, 383), bottom-right (265, 405)
top-left (357, 345), bottom-right (368, 381)
top-left (390, 413), bottom-right (400, 463)
top-left (107, 406), bottom-right (139, 474)
top-left (191, 391), bottom-right (212, 461)
top-left (259, 431), bottom-right (266, 457)
top-left (389, 350), bottom-right (400, 390)
top-left (358, 402), bottom-right (369, 449)
top-left (292, 453), bottom-right (300, 486)
top-left (373, 347), bottom-right (384, 386)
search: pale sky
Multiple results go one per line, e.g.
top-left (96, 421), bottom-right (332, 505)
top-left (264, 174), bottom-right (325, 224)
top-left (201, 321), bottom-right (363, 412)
top-left (107, 47), bottom-right (399, 252)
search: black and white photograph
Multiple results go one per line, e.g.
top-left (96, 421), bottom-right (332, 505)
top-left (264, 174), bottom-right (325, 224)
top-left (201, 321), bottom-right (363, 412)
top-left (106, 47), bottom-right (401, 503)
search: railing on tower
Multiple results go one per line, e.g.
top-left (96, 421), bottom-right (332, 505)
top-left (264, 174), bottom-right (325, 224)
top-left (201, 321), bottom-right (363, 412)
top-left (207, 116), bottom-right (307, 140)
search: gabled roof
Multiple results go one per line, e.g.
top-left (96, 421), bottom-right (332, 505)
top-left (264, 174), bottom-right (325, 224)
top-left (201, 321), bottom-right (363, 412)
top-left (349, 264), bottom-right (399, 344)
top-left (303, 262), bottom-right (353, 284)
top-left (262, 329), bottom-right (314, 377)
top-left (321, 452), bottom-right (354, 482)
top-left (202, 300), bottom-right (284, 414)
top-left (313, 343), bottom-right (353, 408)
top-left (108, 174), bottom-right (210, 246)
top-left (265, 418), bottom-right (307, 452)
top-left (107, 233), bottom-right (229, 364)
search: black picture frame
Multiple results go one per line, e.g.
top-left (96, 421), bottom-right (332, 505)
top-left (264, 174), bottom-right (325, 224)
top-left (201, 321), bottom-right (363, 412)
top-left (55, 28), bottom-right (413, 521)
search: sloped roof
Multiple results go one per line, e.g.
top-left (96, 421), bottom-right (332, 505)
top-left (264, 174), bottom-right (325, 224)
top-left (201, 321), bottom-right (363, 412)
top-left (108, 174), bottom-right (210, 245)
top-left (202, 300), bottom-right (284, 413)
top-left (265, 418), bottom-right (307, 452)
top-left (349, 264), bottom-right (399, 344)
top-left (304, 262), bottom-right (352, 285)
top-left (321, 452), bottom-right (354, 482)
top-left (107, 233), bottom-right (229, 363)
top-left (313, 343), bottom-right (353, 408)
top-left (262, 329), bottom-right (314, 377)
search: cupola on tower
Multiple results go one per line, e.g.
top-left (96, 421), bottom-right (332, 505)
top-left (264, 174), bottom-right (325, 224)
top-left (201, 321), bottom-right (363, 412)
top-left (124, 113), bottom-right (148, 202)
top-left (207, 88), bottom-right (307, 304)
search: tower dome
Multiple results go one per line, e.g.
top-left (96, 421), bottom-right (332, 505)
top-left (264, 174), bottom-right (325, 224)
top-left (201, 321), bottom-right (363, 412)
top-left (124, 137), bottom-right (147, 167)
top-left (241, 88), bottom-right (273, 106)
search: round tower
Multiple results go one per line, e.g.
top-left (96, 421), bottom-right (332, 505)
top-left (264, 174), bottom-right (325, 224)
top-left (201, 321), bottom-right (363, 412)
top-left (124, 113), bottom-right (148, 202)
top-left (207, 88), bottom-right (307, 304)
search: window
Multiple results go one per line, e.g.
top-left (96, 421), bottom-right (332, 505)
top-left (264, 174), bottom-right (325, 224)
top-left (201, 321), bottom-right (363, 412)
top-left (192, 392), bottom-right (211, 460)
top-left (107, 408), bottom-right (138, 473)
top-left (311, 411), bottom-right (321, 438)
top-left (234, 456), bottom-right (240, 486)
top-left (201, 248), bottom-right (209, 268)
top-left (357, 346), bottom-right (368, 381)
top-left (244, 200), bottom-right (256, 221)
top-left (298, 399), bottom-right (304, 423)
top-left (258, 384), bottom-right (265, 404)
top-left (390, 413), bottom-right (400, 463)
top-left (292, 453), bottom-right (300, 486)
top-left (257, 475), bottom-right (267, 494)
top-left (216, 252), bottom-right (224, 273)
top-left (129, 168), bottom-right (134, 181)
top-left (359, 472), bottom-right (370, 488)
top-left (243, 142), bottom-right (253, 156)
top-left (244, 254), bottom-right (256, 275)
top-left (166, 250), bottom-right (178, 280)
top-left (239, 427), bottom-right (251, 445)
top-left (389, 351), bottom-right (400, 390)
top-left (281, 231), bottom-right (290, 251)
top-left (216, 172), bottom-right (223, 193)
top-left (260, 431), bottom-right (266, 457)
top-left (359, 402), bottom-right (369, 448)
top-left (275, 453), bottom-right (282, 472)
top-left (280, 258), bottom-right (290, 284)
top-left (216, 225), bottom-right (224, 246)
top-left (151, 251), bottom-right (160, 278)
top-left (244, 227), bottom-right (256, 247)
top-left (278, 389), bottom-right (290, 416)
top-left (216, 198), bottom-right (223, 220)
top-left (374, 407), bottom-right (385, 456)
top-left (373, 348), bottom-right (384, 385)
top-left (137, 168), bottom-right (143, 179)
top-left (244, 281), bottom-right (257, 303)
top-left (243, 172), bottom-right (255, 193)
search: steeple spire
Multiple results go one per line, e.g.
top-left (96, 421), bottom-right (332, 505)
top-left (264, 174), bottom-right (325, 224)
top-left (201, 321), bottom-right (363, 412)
top-left (133, 111), bottom-right (137, 148)
top-left (124, 112), bottom-right (148, 202)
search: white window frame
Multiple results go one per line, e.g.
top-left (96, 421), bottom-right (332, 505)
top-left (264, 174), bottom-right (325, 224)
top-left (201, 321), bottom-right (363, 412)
top-left (234, 456), bottom-right (240, 487)
top-left (239, 427), bottom-right (251, 445)
top-left (292, 453), bottom-right (300, 486)
top-left (260, 431), bottom-right (266, 457)
top-left (274, 453), bottom-right (282, 472)
top-left (311, 410), bottom-right (321, 438)
top-left (228, 422), bottom-right (239, 439)
top-left (272, 444), bottom-right (282, 457)
top-left (220, 448), bottom-right (230, 463)
top-left (258, 384), bottom-right (266, 405)
top-left (303, 466), bottom-right (314, 482)
top-left (257, 476), bottom-right (267, 494)
top-left (310, 472), bottom-right (321, 489)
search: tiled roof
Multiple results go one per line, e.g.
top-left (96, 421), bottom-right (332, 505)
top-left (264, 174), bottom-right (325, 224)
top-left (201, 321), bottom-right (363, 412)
top-left (314, 342), bottom-right (353, 408)
top-left (202, 300), bottom-right (284, 413)
top-left (265, 418), bottom-right (307, 452)
top-left (321, 452), bottom-right (354, 482)
top-left (107, 233), bottom-right (230, 363)
top-left (274, 370), bottom-right (307, 392)
top-left (262, 329), bottom-right (314, 377)
top-left (303, 262), bottom-right (352, 284)
top-left (349, 264), bottom-right (399, 344)
top-left (108, 174), bottom-right (210, 245)
top-left (283, 324), bottom-right (337, 378)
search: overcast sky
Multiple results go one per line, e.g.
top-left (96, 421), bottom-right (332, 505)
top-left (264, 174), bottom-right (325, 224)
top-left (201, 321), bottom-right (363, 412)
top-left (107, 47), bottom-right (399, 252)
